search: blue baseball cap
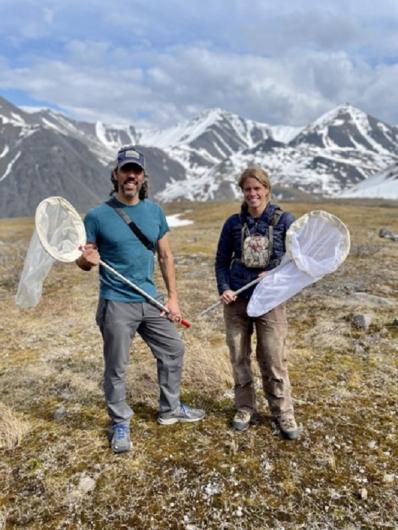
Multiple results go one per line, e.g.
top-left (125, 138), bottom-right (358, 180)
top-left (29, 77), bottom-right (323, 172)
top-left (117, 145), bottom-right (145, 170)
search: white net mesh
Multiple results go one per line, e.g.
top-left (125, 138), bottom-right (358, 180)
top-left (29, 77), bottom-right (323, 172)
top-left (286, 210), bottom-right (350, 277)
top-left (15, 230), bottom-right (56, 309)
top-left (35, 196), bottom-right (86, 263)
top-left (15, 197), bottom-right (86, 309)
top-left (247, 210), bottom-right (350, 317)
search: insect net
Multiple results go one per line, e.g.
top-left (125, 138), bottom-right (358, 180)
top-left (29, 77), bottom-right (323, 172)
top-left (15, 197), bottom-right (86, 308)
top-left (247, 210), bottom-right (350, 317)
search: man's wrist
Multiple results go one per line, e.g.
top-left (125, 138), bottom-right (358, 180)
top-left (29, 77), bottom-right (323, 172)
top-left (167, 293), bottom-right (178, 301)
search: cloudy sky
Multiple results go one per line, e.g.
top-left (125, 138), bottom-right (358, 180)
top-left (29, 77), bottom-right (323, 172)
top-left (1, 0), bottom-right (398, 129)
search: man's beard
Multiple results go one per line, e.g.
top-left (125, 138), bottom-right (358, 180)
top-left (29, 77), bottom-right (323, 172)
top-left (120, 178), bottom-right (141, 197)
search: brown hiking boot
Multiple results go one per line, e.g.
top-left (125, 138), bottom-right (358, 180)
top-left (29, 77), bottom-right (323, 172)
top-left (232, 409), bottom-right (257, 432)
top-left (277, 416), bottom-right (300, 440)
top-left (232, 409), bottom-right (252, 432)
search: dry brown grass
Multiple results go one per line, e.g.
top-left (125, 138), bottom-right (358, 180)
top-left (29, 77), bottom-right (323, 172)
top-left (0, 199), bottom-right (397, 529)
top-left (0, 402), bottom-right (30, 450)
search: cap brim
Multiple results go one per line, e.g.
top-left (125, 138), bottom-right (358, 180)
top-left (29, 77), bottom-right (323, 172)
top-left (118, 159), bottom-right (144, 170)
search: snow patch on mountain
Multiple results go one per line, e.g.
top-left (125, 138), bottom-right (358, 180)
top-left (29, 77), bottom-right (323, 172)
top-left (140, 108), bottom-right (271, 150)
top-left (0, 151), bottom-right (21, 182)
top-left (2, 96), bottom-right (398, 209)
top-left (0, 146), bottom-right (9, 158)
top-left (270, 125), bottom-right (302, 143)
top-left (340, 164), bottom-right (398, 199)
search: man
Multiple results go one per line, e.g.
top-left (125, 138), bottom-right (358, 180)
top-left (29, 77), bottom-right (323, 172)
top-left (76, 145), bottom-right (204, 453)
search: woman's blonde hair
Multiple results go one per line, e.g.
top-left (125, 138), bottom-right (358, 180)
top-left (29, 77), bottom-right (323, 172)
top-left (238, 167), bottom-right (272, 195)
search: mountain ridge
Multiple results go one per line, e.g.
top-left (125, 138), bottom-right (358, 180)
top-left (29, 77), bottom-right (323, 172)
top-left (1, 97), bottom-right (397, 217)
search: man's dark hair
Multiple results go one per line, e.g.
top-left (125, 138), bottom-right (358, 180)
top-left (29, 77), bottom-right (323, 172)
top-left (110, 167), bottom-right (149, 200)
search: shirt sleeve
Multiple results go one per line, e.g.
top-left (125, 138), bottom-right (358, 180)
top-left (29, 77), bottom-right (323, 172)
top-left (283, 211), bottom-right (295, 231)
top-left (158, 206), bottom-right (170, 241)
top-left (83, 209), bottom-right (99, 244)
top-left (215, 217), bottom-right (234, 294)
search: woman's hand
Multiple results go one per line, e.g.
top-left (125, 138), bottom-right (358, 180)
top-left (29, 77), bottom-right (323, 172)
top-left (220, 289), bottom-right (237, 304)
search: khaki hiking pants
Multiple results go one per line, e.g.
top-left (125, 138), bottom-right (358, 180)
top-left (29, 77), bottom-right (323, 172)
top-left (224, 298), bottom-right (294, 420)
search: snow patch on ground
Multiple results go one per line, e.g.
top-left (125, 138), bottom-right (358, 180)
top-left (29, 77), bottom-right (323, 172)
top-left (166, 213), bottom-right (194, 227)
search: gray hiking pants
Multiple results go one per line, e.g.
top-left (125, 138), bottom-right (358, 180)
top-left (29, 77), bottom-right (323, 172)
top-left (96, 299), bottom-right (184, 425)
top-left (224, 298), bottom-right (294, 419)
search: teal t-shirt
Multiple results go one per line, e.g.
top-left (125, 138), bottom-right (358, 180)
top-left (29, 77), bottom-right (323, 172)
top-left (84, 198), bottom-right (169, 302)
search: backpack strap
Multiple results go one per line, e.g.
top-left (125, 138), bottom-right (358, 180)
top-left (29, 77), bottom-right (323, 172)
top-left (240, 214), bottom-right (250, 255)
top-left (106, 200), bottom-right (156, 253)
top-left (271, 207), bottom-right (283, 227)
top-left (267, 207), bottom-right (284, 261)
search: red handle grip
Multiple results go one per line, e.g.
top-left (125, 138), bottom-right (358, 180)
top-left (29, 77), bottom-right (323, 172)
top-left (180, 319), bottom-right (191, 328)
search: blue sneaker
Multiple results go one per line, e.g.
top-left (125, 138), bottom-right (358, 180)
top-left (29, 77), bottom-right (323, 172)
top-left (110, 423), bottom-right (132, 453)
top-left (158, 402), bottom-right (205, 425)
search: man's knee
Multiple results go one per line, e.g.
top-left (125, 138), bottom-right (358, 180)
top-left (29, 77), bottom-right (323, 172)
top-left (167, 338), bottom-right (185, 363)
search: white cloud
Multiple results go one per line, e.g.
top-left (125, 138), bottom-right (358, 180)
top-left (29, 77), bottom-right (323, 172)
top-left (0, 1), bottom-right (398, 127)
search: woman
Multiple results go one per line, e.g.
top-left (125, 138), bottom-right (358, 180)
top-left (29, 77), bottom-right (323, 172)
top-left (215, 167), bottom-right (299, 439)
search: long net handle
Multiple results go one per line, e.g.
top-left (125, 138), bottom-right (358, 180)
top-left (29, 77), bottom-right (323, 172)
top-left (198, 276), bottom-right (263, 317)
top-left (99, 260), bottom-right (191, 328)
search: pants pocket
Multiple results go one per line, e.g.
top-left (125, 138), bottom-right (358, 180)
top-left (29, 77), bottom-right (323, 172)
top-left (269, 377), bottom-right (286, 398)
top-left (95, 299), bottom-right (108, 330)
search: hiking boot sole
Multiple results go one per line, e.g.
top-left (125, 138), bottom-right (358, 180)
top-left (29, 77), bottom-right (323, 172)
top-left (111, 441), bottom-right (133, 453)
top-left (158, 415), bottom-right (204, 425)
top-left (232, 422), bottom-right (250, 432)
top-left (280, 429), bottom-right (300, 440)
top-left (277, 423), bottom-right (302, 440)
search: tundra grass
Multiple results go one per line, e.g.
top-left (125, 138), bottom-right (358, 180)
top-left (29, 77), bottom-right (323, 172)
top-left (0, 200), bottom-right (397, 529)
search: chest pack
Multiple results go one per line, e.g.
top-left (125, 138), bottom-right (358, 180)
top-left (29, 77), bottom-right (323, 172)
top-left (240, 208), bottom-right (283, 268)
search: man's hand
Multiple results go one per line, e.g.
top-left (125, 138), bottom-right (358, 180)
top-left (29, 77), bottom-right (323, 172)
top-left (161, 297), bottom-right (182, 323)
top-left (220, 289), bottom-right (237, 304)
top-left (76, 243), bottom-right (100, 270)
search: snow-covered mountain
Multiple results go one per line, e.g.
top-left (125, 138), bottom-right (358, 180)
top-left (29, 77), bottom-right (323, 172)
top-left (339, 162), bottom-right (398, 200)
top-left (156, 104), bottom-right (398, 201)
top-left (1, 97), bottom-right (397, 217)
top-left (0, 97), bottom-right (185, 217)
top-left (23, 106), bottom-right (140, 164)
top-left (0, 98), bottom-right (109, 217)
top-left (140, 108), bottom-right (272, 150)
top-left (290, 105), bottom-right (398, 153)
top-left (139, 108), bottom-right (274, 183)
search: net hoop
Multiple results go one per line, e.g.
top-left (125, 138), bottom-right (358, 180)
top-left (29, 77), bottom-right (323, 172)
top-left (285, 210), bottom-right (351, 277)
top-left (35, 196), bottom-right (86, 263)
